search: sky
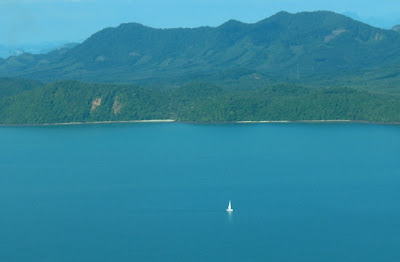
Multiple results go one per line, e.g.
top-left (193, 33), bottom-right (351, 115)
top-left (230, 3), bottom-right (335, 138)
top-left (1, 0), bottom-right (400, 46)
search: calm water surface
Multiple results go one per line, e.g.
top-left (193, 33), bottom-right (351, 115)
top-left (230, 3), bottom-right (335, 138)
top-left (1, 123), bottom-right (400, 261)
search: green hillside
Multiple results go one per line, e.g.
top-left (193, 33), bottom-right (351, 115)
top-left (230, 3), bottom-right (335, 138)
top-left (0, 78), bottom-right (44, 99)
top-left (1, 80), bottom-right (400, 125)
top-left (1, 11), bottom-right (400, 89)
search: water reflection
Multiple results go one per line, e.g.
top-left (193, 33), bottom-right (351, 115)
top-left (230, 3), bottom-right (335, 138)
top-left (227, 211), bottom-right (234, 224)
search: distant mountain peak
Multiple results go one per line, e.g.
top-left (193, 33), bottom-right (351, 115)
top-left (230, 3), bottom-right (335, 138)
top-left (220, 19), bottom-right (244, 27)
top-left (218, 19), bottom-right (247, 31)
top-left (273, 10), bottom-right (292, 16)
top-left (119, 22), bottom-right (146, 28)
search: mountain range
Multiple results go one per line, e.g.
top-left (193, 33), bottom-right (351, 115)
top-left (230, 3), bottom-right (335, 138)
top-left (1, 11), bottom-right (400, 88)
top-left (1, 11), bottom-right (400, 125)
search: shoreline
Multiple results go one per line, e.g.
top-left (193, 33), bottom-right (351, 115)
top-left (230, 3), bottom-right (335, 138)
top-left (0, 119), bottom-right (176, 127)
top-left (235, 120), bottom-right (352, 124)
top-left (1, 119), bottom-right (400, 127)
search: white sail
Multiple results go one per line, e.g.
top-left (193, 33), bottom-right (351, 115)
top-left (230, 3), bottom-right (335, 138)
top-left (226, 200), bottom-right (233, 212)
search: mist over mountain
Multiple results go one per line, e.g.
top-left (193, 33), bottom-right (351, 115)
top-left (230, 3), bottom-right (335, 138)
top-left (392, 25), bottom-right (400, 32)
top-left (341, 11), bottom-right (400, 29)
top-left (1, 11), bottom-right (400, 87)
top-left (0, 42), bottom-right (79, 59)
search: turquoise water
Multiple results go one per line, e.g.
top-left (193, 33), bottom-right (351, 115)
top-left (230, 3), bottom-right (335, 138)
top-left (1, 123), bottom-right (400, 261)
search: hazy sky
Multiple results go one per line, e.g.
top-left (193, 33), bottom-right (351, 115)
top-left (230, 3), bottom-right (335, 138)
top-left (1, 0), bottom-right (400, 45)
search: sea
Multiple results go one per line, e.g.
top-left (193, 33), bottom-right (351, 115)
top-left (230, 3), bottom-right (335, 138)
top-left (1, 123), bottom-right (400, 262)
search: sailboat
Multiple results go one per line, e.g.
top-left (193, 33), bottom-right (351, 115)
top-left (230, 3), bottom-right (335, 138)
top-left (226, 200), bottom-right (233, 212)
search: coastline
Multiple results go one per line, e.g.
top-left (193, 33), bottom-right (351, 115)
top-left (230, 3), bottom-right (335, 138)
top-left (0, 119), bottom-right (176, 127)
top-left (235, 120), bottom-right (352, 124)
top-left (1, 119), bottom-right (400, 127)
top-left (47, 119), bottom-right (177, 125)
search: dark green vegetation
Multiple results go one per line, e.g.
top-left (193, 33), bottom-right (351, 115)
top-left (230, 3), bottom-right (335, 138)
top-left (0, 78), bottom-right (43, 99)
top-left (1, 79), bottom-right (400, 125)
top-left (1, 11), bottom-right (400, 124)
top-left (1, 11), bottom-right (400, 89)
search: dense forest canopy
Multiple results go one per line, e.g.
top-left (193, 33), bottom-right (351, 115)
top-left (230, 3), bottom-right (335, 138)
top-left (0, 79), bottom-right (399, 125)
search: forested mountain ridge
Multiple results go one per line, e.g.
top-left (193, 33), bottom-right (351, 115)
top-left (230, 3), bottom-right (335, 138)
top-left (1, 11), bottom-right (400, 125)
top-left (1, 11), bottom-right (400, 86)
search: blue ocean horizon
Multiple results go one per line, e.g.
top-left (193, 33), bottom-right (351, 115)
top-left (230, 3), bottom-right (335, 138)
top-left (1, 123), bottom-right (400, 261)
